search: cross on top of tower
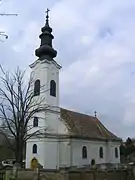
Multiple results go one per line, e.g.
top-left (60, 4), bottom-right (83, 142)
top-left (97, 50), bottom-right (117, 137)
top-left (46, 8), bottom-right (50, 17)
top-left (45, 8), bottom-right (50, 25)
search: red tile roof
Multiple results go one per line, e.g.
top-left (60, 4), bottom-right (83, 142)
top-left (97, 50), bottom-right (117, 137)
top-left (60, 108), bottom-right (121, 141)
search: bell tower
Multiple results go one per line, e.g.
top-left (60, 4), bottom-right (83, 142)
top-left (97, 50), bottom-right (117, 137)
top-left (26, 9), bottom-right (62, 169)
top-left (30, 9), bottom-right (61, 109)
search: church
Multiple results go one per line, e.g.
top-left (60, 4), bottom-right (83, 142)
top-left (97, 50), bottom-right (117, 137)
top-left (25, 10), bottom-right (122, 169)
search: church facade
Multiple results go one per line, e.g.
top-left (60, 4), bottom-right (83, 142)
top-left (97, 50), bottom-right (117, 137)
top-left (25, 11), bottom-right (121, 169)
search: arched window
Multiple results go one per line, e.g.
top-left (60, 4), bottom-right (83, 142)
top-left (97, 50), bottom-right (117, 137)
top-left (32, 144), bottom-right (37, 154)
top-left (99, 147), bottom-right (103, 158)
top-left (33, 117), bottom-right (38, 127)
top-left (115, 147), bottom-right (118, 158)
top-left (50, 80), bottom-right (56, 97)
top-left (34, 79), bottom-right (40, 96)
top-left (82, 146), bottom-right (87, 159)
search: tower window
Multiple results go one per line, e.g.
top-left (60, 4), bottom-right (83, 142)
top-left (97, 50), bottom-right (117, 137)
top-left (34, 79), bottom-right (40, 96)
top-left (33, 117), bottom-right (38, 127)
top-left (115, 147), bottom-right (118, 158)
top-left (82, 146), bottom-right (87, 159)
top-left (32, 144), bottom-right (37, 154)
top-left (50, 80), bottom-right (56, 97)
top-left (99, 147), bottom-right (103, 158)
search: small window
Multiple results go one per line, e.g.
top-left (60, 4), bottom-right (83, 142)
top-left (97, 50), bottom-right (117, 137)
top-left (115, 147), bottom-right (118, 158)
top-left (50, 80), bottom-right (56, 97)
top-left (33, 117), bottom-right (38, 127)
top-left (32, 144), bottom-right (37, 154)
top-left (82, 146), bottom-right (87, 159)
top-left (99, 147), bottom-right (103, 158)
top-left (34, 79), bottom-right (40, 96)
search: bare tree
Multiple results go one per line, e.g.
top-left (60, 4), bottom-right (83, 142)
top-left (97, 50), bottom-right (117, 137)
top-left (0, 67), bottom-right (47, 166)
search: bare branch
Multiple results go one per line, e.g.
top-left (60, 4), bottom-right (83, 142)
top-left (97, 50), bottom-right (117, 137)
top-left (0, 66), bottom-right (51, 165)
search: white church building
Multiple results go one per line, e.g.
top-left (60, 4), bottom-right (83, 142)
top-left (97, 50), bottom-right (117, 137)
top-left (25, 10), bottom-right (122, 169)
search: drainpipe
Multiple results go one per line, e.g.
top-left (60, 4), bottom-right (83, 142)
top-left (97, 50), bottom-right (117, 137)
top-left (70, 138), bottom-right (72, 167)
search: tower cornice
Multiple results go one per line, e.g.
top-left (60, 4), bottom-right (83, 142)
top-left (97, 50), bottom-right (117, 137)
top-left (29, 58), bottom-right (62, 69)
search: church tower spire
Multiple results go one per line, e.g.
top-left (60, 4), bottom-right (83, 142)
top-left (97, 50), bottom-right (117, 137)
top-left (35, 8), bottom-right (57, 60)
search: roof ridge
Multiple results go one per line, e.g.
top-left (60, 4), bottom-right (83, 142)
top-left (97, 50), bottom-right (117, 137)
top-left (61, 107), bottom-right (96, 120)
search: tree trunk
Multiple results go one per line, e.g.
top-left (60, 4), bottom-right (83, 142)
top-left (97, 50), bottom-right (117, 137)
top-left (15, 137), bottom-right (24, 167)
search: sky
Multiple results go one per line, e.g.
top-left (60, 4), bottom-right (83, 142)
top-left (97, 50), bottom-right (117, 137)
top-left (0, 0), bottom-right (135, 140)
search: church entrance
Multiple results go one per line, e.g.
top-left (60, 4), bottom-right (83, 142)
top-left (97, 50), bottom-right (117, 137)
top-left (31, 157), bottom-right (38, 169)
top-left (91, 159), bottom-right (95, 166)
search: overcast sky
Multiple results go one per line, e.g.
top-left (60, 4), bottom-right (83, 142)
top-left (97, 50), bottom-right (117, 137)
top-left (0, 0), bottom-right (135, 140)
